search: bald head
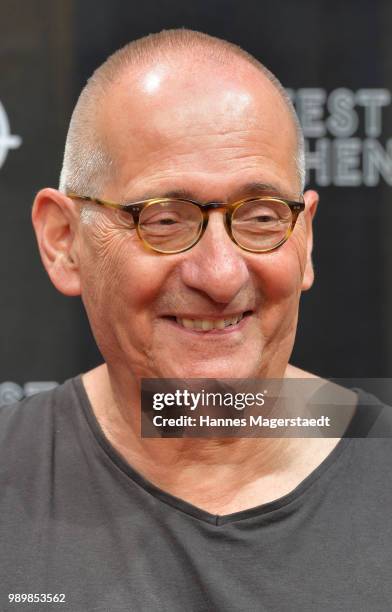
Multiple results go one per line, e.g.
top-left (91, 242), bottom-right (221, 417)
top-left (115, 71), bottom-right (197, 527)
top-left (59, 29), bottom-right (305, 197)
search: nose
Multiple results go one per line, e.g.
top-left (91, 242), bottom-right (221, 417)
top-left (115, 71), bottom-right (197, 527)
top-left (179, 211), bottom-right (250, 303)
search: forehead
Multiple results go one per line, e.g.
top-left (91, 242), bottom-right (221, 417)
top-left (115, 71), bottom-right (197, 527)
top-left (100, 57), bottom-right (299, 199)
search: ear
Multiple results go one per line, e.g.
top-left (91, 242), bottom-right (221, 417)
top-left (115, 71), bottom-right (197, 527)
top-left (32, 188), bottom-right (81, 296)
top-left (301, 189), bottom-right (319, 291)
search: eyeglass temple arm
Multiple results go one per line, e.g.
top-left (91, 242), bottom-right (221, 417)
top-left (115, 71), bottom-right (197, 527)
top-left (67, 193), bottom-right (145, 224)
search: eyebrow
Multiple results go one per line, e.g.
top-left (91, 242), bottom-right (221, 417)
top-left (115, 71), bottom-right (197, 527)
top-left (127, 182), bottom-right (295, 203)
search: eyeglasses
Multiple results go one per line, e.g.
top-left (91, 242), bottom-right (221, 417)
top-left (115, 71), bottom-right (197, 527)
top-left (67, 192), bottom-right (305, 254)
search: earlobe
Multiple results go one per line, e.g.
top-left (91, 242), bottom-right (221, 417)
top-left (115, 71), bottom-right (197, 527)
top-left (32, 188), bottom-right (81, 296)
top-left (301, 189), bottom-right (319, 291)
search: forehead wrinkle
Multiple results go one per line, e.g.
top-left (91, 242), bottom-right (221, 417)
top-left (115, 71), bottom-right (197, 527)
top-left (116, 141), bottom-right (297, 198)
top-left (121, 181), bottom-right (296, 203)
top-left (109, 106), bottom-right (298, 198)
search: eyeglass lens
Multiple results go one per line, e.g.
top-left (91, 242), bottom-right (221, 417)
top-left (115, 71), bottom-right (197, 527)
top-left (138, 198), bottom-right (293, 253)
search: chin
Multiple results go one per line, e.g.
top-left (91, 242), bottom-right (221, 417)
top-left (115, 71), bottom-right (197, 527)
top-left (158, 359), bottom-right (260, 380)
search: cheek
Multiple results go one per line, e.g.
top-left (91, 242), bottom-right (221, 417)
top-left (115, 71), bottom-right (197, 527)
top-left (80, 228), bottom-right (131, 309)
top-left (78, 225), bottom-right (170, 339)
top-left (254, 239), bottom-right (306, 302)
top-left (250, 231), bottom-right (307, 340)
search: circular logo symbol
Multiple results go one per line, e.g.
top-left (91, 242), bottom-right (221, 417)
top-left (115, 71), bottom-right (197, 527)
top-left (0, 100), bottom-right (22, 169)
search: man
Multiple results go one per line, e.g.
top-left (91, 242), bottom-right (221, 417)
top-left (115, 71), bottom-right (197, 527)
top-left (1, 29), bottom-right (391, 612)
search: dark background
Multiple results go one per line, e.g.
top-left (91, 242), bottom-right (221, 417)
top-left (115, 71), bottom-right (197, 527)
top-left (1, 0), bottom-right (392, 384)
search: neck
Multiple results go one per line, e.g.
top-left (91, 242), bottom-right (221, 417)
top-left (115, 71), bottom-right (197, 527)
top-left (82, 363), bottom-right (345, 515)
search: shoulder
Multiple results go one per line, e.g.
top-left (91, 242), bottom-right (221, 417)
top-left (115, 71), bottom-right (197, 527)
top-left (0, 377), bottom-right (82, 456)
top-left (0, 378), bottom-right (70, 417)
top-left (287, 365), bottom-right (392, 441)
top-left (349, 388), bottom-right (392, 438)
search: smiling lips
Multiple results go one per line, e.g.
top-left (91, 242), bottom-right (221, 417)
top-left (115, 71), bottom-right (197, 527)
top-left (175, 313), bottom-right (245, 331)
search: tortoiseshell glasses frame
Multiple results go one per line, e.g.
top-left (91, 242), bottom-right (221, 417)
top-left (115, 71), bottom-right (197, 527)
top-left (67, 192), bottom-right (305, 254)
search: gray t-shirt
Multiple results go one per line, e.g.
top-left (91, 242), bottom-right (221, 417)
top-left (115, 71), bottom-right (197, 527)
top-left (0, 376), bottom-right (391, 612)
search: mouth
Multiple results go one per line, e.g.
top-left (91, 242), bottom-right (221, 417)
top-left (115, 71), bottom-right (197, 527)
top-left (163, 311), bottom-right (253, 333)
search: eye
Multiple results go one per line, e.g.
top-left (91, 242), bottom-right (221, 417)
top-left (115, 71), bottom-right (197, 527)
top-left (158, 218), bottom-right (178, 225)
top-left (143, 212), bottom-right (181, 225)
top-left (139, 200), bottom-right (202, 235)
top-left (233, 199), bottom-right (291, 225)
top-left (252, 213), bottom-right (279, 223)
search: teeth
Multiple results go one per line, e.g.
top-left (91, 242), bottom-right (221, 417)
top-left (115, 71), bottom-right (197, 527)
top-left (182, 319), bottom-right (194, 329)
top-left (202, 320), bottom-right (214, 331)
top-left (176, 314), bottom-right (244, 331)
